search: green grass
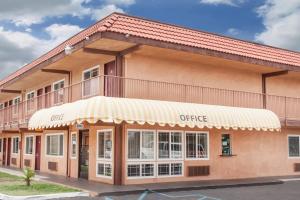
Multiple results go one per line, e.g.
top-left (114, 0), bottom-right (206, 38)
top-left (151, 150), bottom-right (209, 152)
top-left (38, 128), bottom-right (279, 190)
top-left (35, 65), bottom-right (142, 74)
top-left (0, 172), bottom-right (22, 181)
top-left (0, 172), bottom-right (79, 196)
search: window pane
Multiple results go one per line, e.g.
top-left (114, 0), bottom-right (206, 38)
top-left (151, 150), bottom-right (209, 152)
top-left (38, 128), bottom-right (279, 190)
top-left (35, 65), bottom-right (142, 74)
top-left (289, 136), bottom-right (300, 157)
top-left (26, 137), bottom-right (33, 154)
top-left (186, 133), bottom-right (196, 158)
top-left (104, 132), bottom-right (112, 159)
top-left (141, 131), bottom-right (154, 159)
top-left (158, 132), bottom-right (169, 159)
top-left (72, 134), bottom-right (76, 157)
top-left (171, 132), bottom-right (182, 159)
top-left (84, 71), bottom-right (91, 80)
top-left (47, 136), bottom-right (50, 155)
top-left (171, 163), bottom-right (182, 175)
top-left (128, 131), bottom-right (140, 159)
top-left (105, 164), bottom-right (112, 176)
top-left (91, 68), bottom-right (99, 77)
top-left (59, 135), bottom-right (64, 156)
top-left (97, 163), bottom-right (104, 175)
top-left (0, 139), bottom-right (2, 153)
top-left (127, 164), bottom-right (140, 177)
top-left (141, 164), bottom-right (154, 176)
top-left (158, 164), bottom-right (169, 176)
top-left (198, 133), bottom-right (208, 158)
top-left (50, 136), bottom-right (59, 155)
top-left (98, 132), bottom-right (104, 158)
top-left (222, 134), bottom-right (231, 155)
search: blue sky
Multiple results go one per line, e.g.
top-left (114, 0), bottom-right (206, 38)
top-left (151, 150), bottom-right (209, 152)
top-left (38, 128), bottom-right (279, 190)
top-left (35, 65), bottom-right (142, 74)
top-left (0, 0), bottom-right (299, 79)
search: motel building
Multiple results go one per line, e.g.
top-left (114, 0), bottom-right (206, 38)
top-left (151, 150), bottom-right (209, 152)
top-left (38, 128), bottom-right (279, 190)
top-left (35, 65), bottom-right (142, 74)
top-left (1, 13), bottom-right (300, 186)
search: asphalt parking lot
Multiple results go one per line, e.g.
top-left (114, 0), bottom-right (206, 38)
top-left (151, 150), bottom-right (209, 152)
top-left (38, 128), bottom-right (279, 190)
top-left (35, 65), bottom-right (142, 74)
top-left (60, 180), bottom-right (300, 200)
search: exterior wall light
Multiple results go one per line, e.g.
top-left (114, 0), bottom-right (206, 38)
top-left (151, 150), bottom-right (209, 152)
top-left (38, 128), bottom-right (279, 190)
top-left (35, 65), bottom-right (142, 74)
top-left (65, 45), bottom-right (74, 55)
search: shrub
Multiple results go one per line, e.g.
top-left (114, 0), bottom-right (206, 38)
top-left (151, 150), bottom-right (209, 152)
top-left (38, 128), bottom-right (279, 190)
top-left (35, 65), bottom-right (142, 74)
top-left (23, 167), bottom-right (35, 186)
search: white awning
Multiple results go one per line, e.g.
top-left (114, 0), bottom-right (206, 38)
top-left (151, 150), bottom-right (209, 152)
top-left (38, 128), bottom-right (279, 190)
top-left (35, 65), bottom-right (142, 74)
top-left (28, 96), bottom-right (281, 131)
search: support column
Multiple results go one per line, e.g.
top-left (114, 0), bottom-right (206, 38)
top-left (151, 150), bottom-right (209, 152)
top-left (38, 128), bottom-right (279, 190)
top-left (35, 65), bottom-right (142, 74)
top-left (114, 124), bottom-right (123, 185)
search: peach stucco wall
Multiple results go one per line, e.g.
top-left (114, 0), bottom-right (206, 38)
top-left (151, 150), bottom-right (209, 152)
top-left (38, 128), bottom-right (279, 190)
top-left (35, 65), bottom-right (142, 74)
top-left (122, 124), bottom-right (300, 185)
top-left (40, 130), bottom-right (68, 176)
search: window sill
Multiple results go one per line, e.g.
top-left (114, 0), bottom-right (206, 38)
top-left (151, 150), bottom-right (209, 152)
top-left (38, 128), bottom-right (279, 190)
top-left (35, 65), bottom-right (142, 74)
top-left (219, 154), bottom-right (237, 157)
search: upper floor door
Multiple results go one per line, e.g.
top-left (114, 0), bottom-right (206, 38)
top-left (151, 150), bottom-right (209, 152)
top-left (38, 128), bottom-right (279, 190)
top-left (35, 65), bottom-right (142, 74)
top-left (104, 61), bottom-right (118, 97)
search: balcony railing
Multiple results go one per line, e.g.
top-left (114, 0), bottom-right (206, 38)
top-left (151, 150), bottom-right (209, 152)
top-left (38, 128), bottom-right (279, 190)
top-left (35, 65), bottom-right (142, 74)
top-left (0, 75), bottom-right (299, 130)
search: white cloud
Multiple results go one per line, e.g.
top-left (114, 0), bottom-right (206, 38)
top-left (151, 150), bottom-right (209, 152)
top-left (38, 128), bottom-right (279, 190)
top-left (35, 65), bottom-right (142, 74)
top-left (227, 28), bottom-right (241, 36)
top-left (0, 24), bottom-right (82, 79)
top-left (255, 0), bottom-right (300, 51)
top-left (91, 4), bottom-right (124, 21)
top-left (199, 0), bottom-right (245, 6)
top-left (105, 0), bottom-right (135, 6)
top-left (0, 0), bottom-right (91, 26)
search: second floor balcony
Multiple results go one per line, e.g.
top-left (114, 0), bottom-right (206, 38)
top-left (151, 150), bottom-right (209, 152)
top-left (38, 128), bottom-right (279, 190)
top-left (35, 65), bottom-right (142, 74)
top-left (1, 75), bottom-right (299, 130)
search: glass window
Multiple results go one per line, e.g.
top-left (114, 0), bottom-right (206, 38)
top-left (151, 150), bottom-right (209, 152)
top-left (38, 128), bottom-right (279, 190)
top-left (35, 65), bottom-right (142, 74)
top-left (158, 132), bottom-right (169, 159)
top-left (25, 136), bottom-right (33, 155)
top-left (158, 131), bottom-right (182, 159)
top-left (158, 164), bottom-right (169, 176)
top-left (46, 134), bottom-right (64, 156)
top-left (222, 134), bottom-right (231, 155)
top-left (13, 97), bottom-right (21, 115)
top-left (128, 131), bottom-right (140, 159)
top-left (53, 80), bottom-right (65, 105)
top-left (127, 164), bottom-right (140, 177)
top-left (71, 134), bottom-right (77, 158)
top-left (26, 91), bottom-right (35, 111)
top-left (127, 130), bottom-right (155, 160)
top-left (83, 67), bottom-right (99, 97)
top-left (141, 131), bottom-right (154, 159)
top-left (97, 163), bottom-right (112, 177)
top-left (186, 132), bottom-right (208, 159)
top-left (12, 137), bottom-right (19, 154)
top-left (157, 163), bottom-right (183, 176)
top-left (0, 139), bottom-right (2, 153)
top-left (171, 163), bottom-right (182, 175)
top-left (289, 136), bottom-right (300, 157)
top-left (141, 164), bottom-right (154, 177)
top-left (97, 131), bottom-right (112, 160)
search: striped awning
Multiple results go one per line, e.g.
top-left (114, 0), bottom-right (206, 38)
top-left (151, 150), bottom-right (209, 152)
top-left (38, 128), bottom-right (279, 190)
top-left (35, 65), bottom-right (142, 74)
top-left (28, 96), bottom-right (281, 131)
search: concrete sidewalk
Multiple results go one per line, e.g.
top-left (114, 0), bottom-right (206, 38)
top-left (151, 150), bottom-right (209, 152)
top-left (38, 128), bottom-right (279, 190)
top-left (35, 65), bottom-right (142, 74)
top-left (2, 167), bottom-right (300, 197)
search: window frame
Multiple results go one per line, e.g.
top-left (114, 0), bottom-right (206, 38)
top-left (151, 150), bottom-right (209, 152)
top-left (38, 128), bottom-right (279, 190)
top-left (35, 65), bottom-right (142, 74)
top-left (96, 129), bottom-right (114, 179)
top-left (221, 133), bottom-right (232, 156)
top-left (126, 162), bottom-right (156, 179)
top-left (24, 135), bottom-right (34, 155)
top-left (157, 130), bottom-right (184, 161)
top-left (82, 66), bottom-right (100, 98)
top-left (157, 161), bottom-right (184, 178)
top-left (45, 133), bottom-right (64, 157)
top-left (288, 135), bottom-right (300, 159)
top-left (53, 79), bottom-right (65, 105)
top-left (70, 132), bottom-right (77, 159)
top-left (12, 136), bottom-right (20, 155)
top-left (126, 129), bottom-right (156, 162)
top-left (185, 131), bottom-right (209, 160)
top-left (26, 90), bottom-right (35, 112)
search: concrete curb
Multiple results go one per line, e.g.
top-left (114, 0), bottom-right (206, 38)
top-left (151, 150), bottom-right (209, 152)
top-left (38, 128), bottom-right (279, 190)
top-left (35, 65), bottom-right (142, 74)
top-left (0, 191), bottom-right (89, 200)
top-left (98, 180), bottom-right (284, 197)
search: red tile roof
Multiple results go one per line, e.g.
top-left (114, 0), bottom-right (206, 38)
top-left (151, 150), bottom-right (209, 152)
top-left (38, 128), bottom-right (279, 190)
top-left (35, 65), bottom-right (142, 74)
top-left (1, 13), bottom-right (300, 87)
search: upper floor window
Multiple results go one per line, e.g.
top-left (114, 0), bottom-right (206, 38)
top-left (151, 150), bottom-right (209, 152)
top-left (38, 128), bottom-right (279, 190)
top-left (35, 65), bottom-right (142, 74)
top-left (289, 135), bottom-right (300, 157)
top-left (26, 91), bottom-right (35, 112)
top-left (53, 80), bottom-right (65, 105)
top-left (13, 97), bottom-right (21, 115)
top-left (82, 66), bottom-right (99, 97)
top-left (186, 132), bottom-right (209, 159)
top-left (12, 137), bottom-right (19, 154)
